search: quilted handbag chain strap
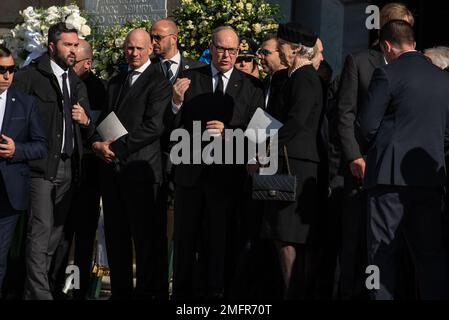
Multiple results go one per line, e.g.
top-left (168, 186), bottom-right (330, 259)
top-left (266, 143), bottom-right (293, 176)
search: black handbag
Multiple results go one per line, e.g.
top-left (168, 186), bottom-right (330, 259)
top-left (252, 146), bottom-right (297, 202)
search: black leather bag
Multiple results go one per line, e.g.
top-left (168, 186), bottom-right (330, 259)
top-left (252, 146), bottom-right (297, 202)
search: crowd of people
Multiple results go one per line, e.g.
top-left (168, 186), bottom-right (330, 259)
top-left (1, 2), bottom-right (449, 301)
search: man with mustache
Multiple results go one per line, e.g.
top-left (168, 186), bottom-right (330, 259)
top-left (13, 22), bottom-right (94, 300)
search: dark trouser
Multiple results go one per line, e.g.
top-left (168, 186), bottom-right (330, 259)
top-left (367, 186), bottom-right (449, 300)
top-left (50, 155), bottom-right (101, 299)
top-left (339, 169), bottom-right (368, 300)
top-left (100, 164), bottom-right (167, 299)
top-left (173, 167), bottom-right (240, 299)
top-left (24, 158), bottom-right (72, 300)
top-left (0, 214), bottom-right (20, 295)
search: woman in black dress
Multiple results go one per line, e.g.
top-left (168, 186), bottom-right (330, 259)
top-left (262, 23), bottom-right (324, 298)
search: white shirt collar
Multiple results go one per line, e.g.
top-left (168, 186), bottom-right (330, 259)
top-left (161, 51), bottom-right (181, 65)
top-left (0, 90), bottom-right (7, 100)
top-left (50, 59), bottom-right (68, 77)
top-left (211, 63), bottom-right (233, 79)
top-left (129, 58), bottom-right (152, 74)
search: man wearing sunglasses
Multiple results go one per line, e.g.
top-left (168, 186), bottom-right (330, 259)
top-left (0, 45), bottom-right (47, 299)
top-left (149, 19), bottom-right (204, 265)
top-left (170, 26), bottom-right (264, 299)
top-left (257, 33), bottom-right (288, 109)
top-left (235, 37), bottom-right (259, 78)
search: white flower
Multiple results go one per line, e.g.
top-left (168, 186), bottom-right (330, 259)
top-left (253, 23), bottom-right (262, 34)
top-left (246, 3), bottom-right (253, 11)
top-left (236, 2), bottom-right (244, 11)
top-left (114, 37), bottom-right (125, 48)
top-left (66, 12), bottom-right (86, 30)
top-left (79, 25), bottom-right (91, 38)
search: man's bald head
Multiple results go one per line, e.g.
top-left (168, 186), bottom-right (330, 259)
top-left (77, 39), bottom-right (93, 60)
top-left (73, 39), bottom-right (93, 78)
top-left (126, 28), bottom-right (152, 47)
top-left (152, 18), bottom-right (178, 36)
top-left (210, 26), bottom-right (240, 73)
top-left (151, 19), bottom-right (179, 59)
top-left (125, 28), bottom-right (153, 69)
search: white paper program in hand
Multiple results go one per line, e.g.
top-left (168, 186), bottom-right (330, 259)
top-left (244, 107), bottom-right (283, 144)
top-left (96, 111), bottom-right (128, 141)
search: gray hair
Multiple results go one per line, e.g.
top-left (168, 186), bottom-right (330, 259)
top-left (424, 46), bottom-right (449, 69)
top-left (291, 43), bottom-right (315, 60)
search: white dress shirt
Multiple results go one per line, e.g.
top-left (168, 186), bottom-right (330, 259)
top-left (171, 64), bottom-right (234, 115)
top-left (0, 90), bottom-right (7, 133)
top-left (128, 58), bottom-right (152, 86)
top-left (50, 59), bottom-right (72, 153)
top-left (161, 50), bottom-right (181, 80)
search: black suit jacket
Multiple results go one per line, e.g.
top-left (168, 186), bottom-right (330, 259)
top-left (151, 55), bottom-right (205, 81)
top-left (0, 88), bottom-right (48, 213)
top-left (267, 64), bottom-right (323, 162)
top-left (12, 54), bottom-right (94, 181)
top-left (173, 65), bottom-right (265, 187)
top-left (151, 54), bottom-right (205, 155)
top-left (97, 62), bottom-right (172, 183)
top-left (356, 51), bottom-right (449, 188)
top-left (337, 48), bottom-right (385, 164)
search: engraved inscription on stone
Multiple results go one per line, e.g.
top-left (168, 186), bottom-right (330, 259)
top-left (85, 0), bottom-right (167, 28)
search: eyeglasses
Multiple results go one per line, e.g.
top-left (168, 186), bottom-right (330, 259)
top-left (212, 44), bottom-right (239, 56)
top-left (151, 33), bottom-right (175, 42)
top-left (74, 57), bottom-right (91, 64)
top-left (236, 57), bottom-right (254, 63)
top-left (257, 48), bottom-right (278, 56)
top-left (0, 65), bottom-right (18, 75)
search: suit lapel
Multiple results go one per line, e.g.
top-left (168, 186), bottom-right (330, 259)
top-left (225, 68), bottom-right (243, 99)
top-left (117, 66), bottom-right (152, 113)
top-left (194, 65), bottom-right (213, 95)
top-left (1, 90), bottom-right (17, 136)
top-left (368, 49), bottom-right (386, 70)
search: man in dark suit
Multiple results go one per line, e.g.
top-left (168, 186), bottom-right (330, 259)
top-left (337, 3), bottom-right (413, 300)
top-left (170, 26), bottom-right (265, 299)
top-left (337, 40), bottom-right (385, 301)
top-left (356, 20), bottom-right (449, 300)
top-left (13, 22), bottom-right (94, 300)
top-left (150, 19), bottom-right (204, 275)
top-left (92, 28), bottom-right (171, 299)
top-left (50, 39), bottom-right (106, 299)
top-left (257, 33), bottom-right (288, 109)
top-left (150, 18), bottom-right (204, 84)
top-left (0, 46), bottom-right (47, 298)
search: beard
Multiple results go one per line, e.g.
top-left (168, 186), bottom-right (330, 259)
top-left (53, 51), bottom-right (75, 70)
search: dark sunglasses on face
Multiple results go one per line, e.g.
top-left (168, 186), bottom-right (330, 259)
top-left (0, 65), bottom-right (18, 75)
top-left (151, 33), bottom-right (174, 42)
top-left (236, 57), bottom-right (254, 63)
top-left (257, 48), bottom-right (278, 56)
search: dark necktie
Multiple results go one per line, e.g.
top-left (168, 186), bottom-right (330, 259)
top-left (117, 70), bottom-right (137, 106)
top-left (61, 72), bottom-right (73, 156)
top-left (164, 60), bottom-right (174, 83)
top-left (215, 72), bottom-right (224, 96)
